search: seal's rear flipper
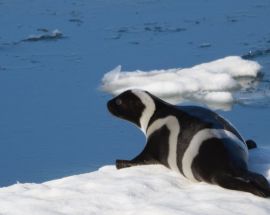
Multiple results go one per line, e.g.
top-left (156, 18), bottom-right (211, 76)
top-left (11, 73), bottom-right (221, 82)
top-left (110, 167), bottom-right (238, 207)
top-left (245, 171), bottom-right (270, 192)
top-left (246, 139), bottom-right (257, 150)
top-left (212, 172), bottom-right (270, 197)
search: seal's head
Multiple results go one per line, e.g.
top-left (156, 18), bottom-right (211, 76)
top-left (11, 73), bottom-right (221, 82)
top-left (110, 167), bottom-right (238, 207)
top-left (107, 90), bottom-right (156, 133)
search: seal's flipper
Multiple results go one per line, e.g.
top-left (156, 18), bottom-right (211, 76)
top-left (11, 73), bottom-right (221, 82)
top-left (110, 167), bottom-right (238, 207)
top-left (212, 172), bottom-right (270, 197)
top-left (246, 139), bottom-right (257, 150)
top-left (116, 141), bottom-right (163, 170)
top-left (116, 160), bottom-right (136, 169)
top-left (116, 158), bottom-right (158, 169)
top-left (116, 149), bottom-right (159, 169)
top-left (245, 171), bottom-right (270, 192)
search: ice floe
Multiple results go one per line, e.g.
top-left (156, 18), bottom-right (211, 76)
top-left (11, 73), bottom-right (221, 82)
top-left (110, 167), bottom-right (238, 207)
top-left (101, 56), bottom-right (261, 110)
top-left (0, 147), bottom-right (269, 215)
top-left (22, 29), bottom-right (63, 42)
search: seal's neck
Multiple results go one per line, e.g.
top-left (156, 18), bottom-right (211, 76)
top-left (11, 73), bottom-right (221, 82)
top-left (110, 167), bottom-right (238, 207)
top-left (132, 90), bottom-right (156, 135)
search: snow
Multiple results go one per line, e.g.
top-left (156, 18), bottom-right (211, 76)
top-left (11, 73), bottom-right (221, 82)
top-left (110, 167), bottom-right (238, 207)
top-left (0, 147), bottom-right (270, 215)
top-left (101, 56), bottom-right (261, 109)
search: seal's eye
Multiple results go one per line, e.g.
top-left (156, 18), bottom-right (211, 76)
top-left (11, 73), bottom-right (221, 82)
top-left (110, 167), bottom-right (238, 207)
top-left (115, 98), bottom-right (122, 106)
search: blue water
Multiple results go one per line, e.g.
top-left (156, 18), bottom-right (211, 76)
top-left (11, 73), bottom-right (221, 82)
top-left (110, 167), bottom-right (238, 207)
top-left (0, 0), bottom-right (270, 187)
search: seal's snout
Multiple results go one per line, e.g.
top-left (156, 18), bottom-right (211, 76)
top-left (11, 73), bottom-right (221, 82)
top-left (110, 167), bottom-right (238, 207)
top-left (107, 99), bottom-right (114, 114)
top-left (107, 98), bottom-right (120, 117)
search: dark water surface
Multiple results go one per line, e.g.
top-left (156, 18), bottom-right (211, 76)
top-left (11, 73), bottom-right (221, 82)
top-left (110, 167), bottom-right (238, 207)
top-left (0, 0), bottom-right (270, 186)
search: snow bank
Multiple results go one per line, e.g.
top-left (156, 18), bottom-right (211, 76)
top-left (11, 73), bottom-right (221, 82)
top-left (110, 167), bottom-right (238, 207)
top-left (101, 56), bottom-right (261, 109)
top-left (0, 147), bottom-right (270, 215)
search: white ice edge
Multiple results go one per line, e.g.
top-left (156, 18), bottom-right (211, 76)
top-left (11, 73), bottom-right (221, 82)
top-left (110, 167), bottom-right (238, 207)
top-left (25, 29), bottom-right (62, 40)
top-left (100, 56), bottom-right (261, 110)
top-left (0, 147), bottom-right (270, 215)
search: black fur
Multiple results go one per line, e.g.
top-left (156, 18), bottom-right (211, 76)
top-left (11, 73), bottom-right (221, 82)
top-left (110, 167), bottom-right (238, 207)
top-left (107, 90), bottom-right (270, 198)
top-left (192, 138), bottom-right (248, 183)
top-left (211, 171), bottom-right (270, 197)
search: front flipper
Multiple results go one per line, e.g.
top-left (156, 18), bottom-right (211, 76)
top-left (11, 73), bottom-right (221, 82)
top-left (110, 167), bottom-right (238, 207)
top-left (116, 125), bottom-right (169, 169)
top-left (116, 159), bottom-right (157, 169)
top-left (116, 148), bottom-right (159, 169)
top-left (116, 160), bottom-right (133, 169)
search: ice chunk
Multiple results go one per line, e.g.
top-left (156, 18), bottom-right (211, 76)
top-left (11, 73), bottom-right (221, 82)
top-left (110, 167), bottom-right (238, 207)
top-left (101, 56), bottom-right (261, 109)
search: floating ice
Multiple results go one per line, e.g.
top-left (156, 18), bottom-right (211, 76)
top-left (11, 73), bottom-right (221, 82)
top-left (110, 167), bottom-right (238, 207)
top-left (242, 48), bottom-right (270, 60)
top-left (23, 29), bottom-right (63, 42)
top-left (0, 147), bottom-right (269, 215)
top-left (101, 56), bottom-right (261, 110)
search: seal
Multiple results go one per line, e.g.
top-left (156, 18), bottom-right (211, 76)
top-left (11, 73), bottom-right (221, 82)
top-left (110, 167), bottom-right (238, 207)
top-left (107, 89), bottom-right (270, 197)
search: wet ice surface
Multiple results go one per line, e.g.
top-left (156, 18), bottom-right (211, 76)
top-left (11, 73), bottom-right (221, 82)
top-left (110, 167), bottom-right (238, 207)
top-left (0, 0), bottom-right (270, 191)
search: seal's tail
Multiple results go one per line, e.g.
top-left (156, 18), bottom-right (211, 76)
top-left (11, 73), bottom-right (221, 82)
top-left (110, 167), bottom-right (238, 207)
top-left (212, 171), bottom-right (270, 197)
top-left (246, 139), bottom-right (257, 150)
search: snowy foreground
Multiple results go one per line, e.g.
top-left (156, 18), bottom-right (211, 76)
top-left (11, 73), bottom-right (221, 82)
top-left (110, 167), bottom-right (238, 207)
top-left (0, 148), bottom-right (270, 215)
top-left (101, 56), bottom-right (261, 109)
